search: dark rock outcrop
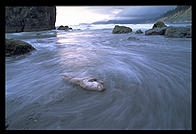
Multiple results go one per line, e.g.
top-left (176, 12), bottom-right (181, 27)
top-left (6, 39), bottom-right (35, 56)
top-left (5, 6), bottom-right (56, 33)
top-left (112, 25), bottom-right (132, 34)
top-left (57, 25), bottom-right (72, 31)
top-left (152, 21), bottom-right (167, 29)
top-left (145, 21), bottom-right (167, 35)
top-left (135, 29), bottom-right (143, 34)
top-left (145, 27), bottom-right (167, 35)
top-left (164, 26), bottom-right (191, 38)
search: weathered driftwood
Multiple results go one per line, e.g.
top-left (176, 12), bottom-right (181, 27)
top-left (62, 75), bottom-right (105, 92)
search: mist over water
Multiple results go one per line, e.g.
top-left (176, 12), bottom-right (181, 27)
top-left (6, 24), bottom-right (191, 130)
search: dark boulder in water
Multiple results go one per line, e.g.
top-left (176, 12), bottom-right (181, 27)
top-left (57, 25), bottom-right (66, 30)
top-left (145, 21), bottom-right (167, 35)
top-left (57, 25), bottom-right (72, 31)
top-left (127, 37), bottom-right (139, 41)
top-left (6, 39), bottom-right (35, 57)
top-left (152, 21), bottom-right (167, 29)
top-left (112, 25), bottom-right (132, 34)
top-left (145, 21), bottom-right (191, 38)
top-left (145, 27), bottom-right (167, 35)
top-left (164, 26), bottom-right (191, 38)
top-left (135, 29), bottom-right (143, 34)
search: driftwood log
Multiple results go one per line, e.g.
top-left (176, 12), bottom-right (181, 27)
top-left (62, 75), bottom-right (105, 92)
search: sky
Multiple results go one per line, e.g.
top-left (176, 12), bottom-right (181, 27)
top-left (55, 6), bottom-right (176, 26)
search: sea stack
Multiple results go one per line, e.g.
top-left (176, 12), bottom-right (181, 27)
top-left (5, 6), bottom-right (56, 33)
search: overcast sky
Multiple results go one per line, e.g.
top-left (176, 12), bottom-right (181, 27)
top-left (56, 6), bottom-right (176, 26)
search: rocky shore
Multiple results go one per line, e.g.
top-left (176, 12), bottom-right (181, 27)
top-left (145, 21), bottom-right (191, 38)
top-left (111, 21), bottom-right (191, 38)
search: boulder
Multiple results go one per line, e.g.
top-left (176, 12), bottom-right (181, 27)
top-left (135, 29), bottom-right (143, 34)
top-left (152, 21), bottom-right (167, 29)
top-left (6, 39), bottom-right (35, 57)
top-left (127, 37), bottom-right (139, 41)
top-left (112, 25), bottom-right (132, 34)
top-left (145, 27), bottom-right (167, 35)
top-left (164, 26), bottom-right (191, 38)
top-left (62, 75), bottom-right (105, 92)
top-left (145, 21), bottom-right (167, 35)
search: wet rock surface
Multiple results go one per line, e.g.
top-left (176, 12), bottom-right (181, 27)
top-left (164, 26), bottom-right (192, 38)
top-left (145, 21), bottom-right (167, 35)
top-left (112, 25), bottom-right (132, 34)
top-left (145, 27), bottom-right (167, 35)
top-left (57, 25), bottom-right (72, 31)
top-left (127, 37), bottom-right (139, 41)
top-left (6, 39), bottom-right (35, 56)
top-left (135, 29), bottom-right (143, 34)
top-left (152, 21), bottom-right (167, 29)
top-left (145, 21), bottom-right (191, 38)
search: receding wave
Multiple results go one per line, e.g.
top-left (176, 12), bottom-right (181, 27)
top-left (6, 27), bottom-right (191, 130)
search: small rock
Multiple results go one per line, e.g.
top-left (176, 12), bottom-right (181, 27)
top-left (57, 25), bottom-right (72, 31)
top-left (135, 29), bottom-right (143, 34)
top-left (57, 25), bottom-right (65, 30)
top-left (127, 37), bottom-right (139, 41)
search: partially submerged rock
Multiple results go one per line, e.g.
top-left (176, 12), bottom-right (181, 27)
top-left (6, 39), bottom-right (35, 57)
top-left (57, 25), bottom-right (72, 31)
top-left (135, 29), bottom-right (143, 34)
top-left (145, 27), bottom-right (167, 35)
top-left (164, 26), bottom-right (191, 38)
top-left (145, 21), bottom-right (167, 35)
top-left (62, 75), bottom-right (105, 92)
top-left (112, 25), bottom-right (132, 34)
top-left (127, 37), bottom-right (139, 41)
top-left (152, 21), bottom-right (167, 29)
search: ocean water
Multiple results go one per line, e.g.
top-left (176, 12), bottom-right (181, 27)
top-left (5, 24), bottom-right (192, 130)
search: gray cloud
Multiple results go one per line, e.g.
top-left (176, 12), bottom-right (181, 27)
top-left (115, 6), bottom-right (176, 19)
top-left (85, 6), bottom-right (176, 20)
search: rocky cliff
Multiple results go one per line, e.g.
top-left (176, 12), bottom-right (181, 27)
top-left (5, 6), bottom-right (56, 33)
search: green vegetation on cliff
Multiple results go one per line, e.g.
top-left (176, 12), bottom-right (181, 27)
top-left (156, 6), bottom-right (191, 23)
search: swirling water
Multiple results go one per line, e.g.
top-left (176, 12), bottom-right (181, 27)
top-left (5, 25), bottom-right (191, 130)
